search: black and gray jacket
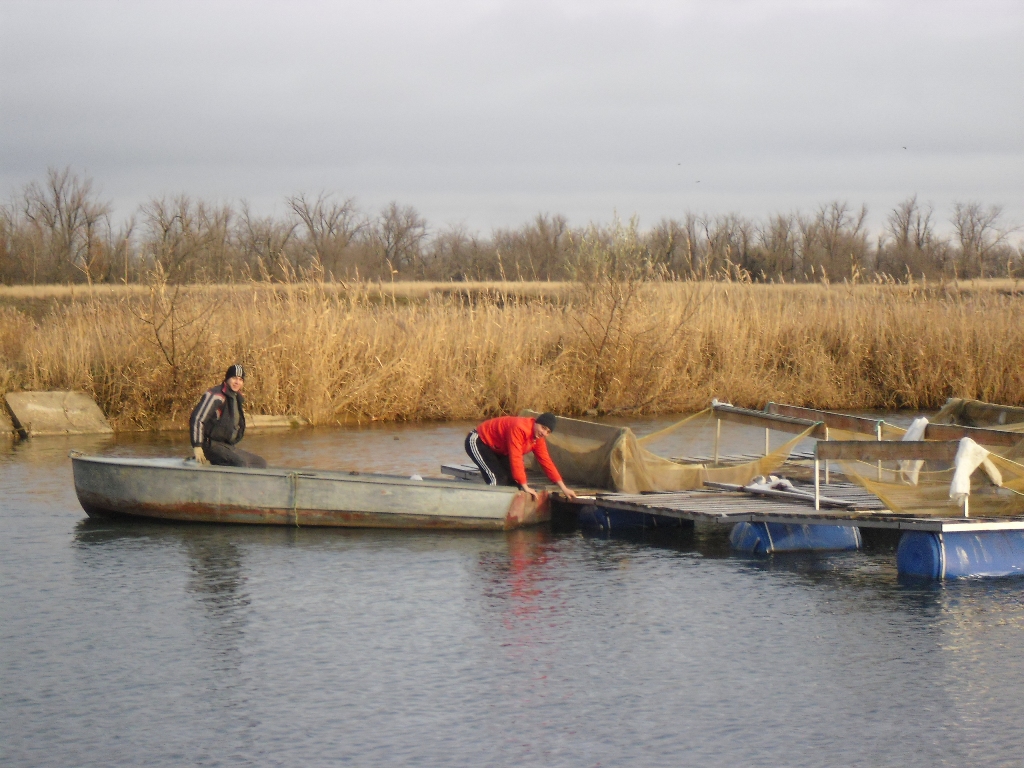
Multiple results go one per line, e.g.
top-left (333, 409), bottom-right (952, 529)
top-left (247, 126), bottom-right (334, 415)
top-left (189, 383), bottom-right (247, 447)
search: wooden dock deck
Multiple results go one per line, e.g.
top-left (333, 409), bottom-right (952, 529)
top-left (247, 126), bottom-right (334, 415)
top-left (441, 463), bottom-right (1024, 534)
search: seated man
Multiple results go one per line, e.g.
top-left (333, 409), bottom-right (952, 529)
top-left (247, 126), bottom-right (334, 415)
top-left (465, 412), bottom-right (578, 500)
top-left (189, 364), bottom-right (267, 468)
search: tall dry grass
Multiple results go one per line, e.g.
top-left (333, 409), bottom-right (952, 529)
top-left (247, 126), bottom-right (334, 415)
top-left (1, 278), bottom-right (1022, 430)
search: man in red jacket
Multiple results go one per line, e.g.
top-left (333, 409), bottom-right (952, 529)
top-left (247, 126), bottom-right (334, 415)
top-left (465, 412), bottom-right (578, 500)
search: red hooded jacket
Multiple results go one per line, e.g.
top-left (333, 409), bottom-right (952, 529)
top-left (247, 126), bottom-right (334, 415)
top-left (476, 416), bottom-right (563, 486)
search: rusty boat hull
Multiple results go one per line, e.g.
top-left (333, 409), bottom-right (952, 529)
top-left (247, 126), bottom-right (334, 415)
top-left (71, 455), bottom-right (549, 530)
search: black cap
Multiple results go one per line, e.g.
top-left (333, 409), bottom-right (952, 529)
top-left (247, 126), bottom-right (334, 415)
top-left (225, 364), bottom-right (245, 380)
top-left (535, 412), bottom-right (557, 431)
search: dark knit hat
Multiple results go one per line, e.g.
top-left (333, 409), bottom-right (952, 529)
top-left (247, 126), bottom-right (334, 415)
top-left (225, 364), bottom-right (245, 380)
top-left (535, 412), bottom-right (557, 431)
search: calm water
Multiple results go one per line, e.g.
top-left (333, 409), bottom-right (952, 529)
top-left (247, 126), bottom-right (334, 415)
top-left (3, 419), bottom-right (1024, 767)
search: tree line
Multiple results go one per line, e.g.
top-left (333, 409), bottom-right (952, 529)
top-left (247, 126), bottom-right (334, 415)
top-left (0, 168), bottom-right (1020, 285)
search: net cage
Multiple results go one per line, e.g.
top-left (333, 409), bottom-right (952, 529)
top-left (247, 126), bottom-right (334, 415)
top-left (835, 451), bottom-right (1024, 518)
top-left (522, 409), bottom-right (816, 494)
top-left (830, 400), bottom-right (1024, 517)
top-left (522, 405), bottom-right (1024, 516)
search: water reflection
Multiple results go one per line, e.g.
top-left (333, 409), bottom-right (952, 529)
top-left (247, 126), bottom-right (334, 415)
top-left (73, 519), bottom-right (253, 675)
top-left (478, 528), bottom-right (558, 629)
top-left (182, 534), bottom-right (250, 656)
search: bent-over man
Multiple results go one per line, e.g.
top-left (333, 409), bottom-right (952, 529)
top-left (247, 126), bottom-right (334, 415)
top-left (465, 412), bottom-right (578, 500)
top-left (189, 364), bottom-right (267, 468)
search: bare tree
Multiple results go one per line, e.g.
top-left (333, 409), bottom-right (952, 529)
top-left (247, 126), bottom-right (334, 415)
top-left (140, 196), bottom-right (234, 282)
top-left (371, 202), bottom-right (427, 277)
top-left (797, 202), bottom-right (869, 281)
top-left (876, 195), bottom-right (950, 278)
top-left (492, 214), bottom-right (571, 280)
top-left (21, 167), bottom-right (112, 283)
top-left (423, 225), bottom-right (497, 281)
top-left (287, 193), bottom-right (364, 278)
top-left (951, 201), bottom-right (1009, 278)
top-left (646, 219), bottom-right (687, 275)
top-left (238, 203), bottom-right (297, 279)
top-left (755, 214), bottom-right (799, 280)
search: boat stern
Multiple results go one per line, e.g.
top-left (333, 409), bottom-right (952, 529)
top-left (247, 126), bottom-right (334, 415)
top-left (504, 490), bottom-right (551, 529)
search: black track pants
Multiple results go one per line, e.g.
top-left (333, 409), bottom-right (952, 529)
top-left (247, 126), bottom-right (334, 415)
top-left (465, 430), bottom-right (516, 487)
top-left (205, 441), bottom-right (268, 468)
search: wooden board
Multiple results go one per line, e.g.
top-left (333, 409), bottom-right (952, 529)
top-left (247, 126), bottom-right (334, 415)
top-left (923, 423), bottom-right (1021, 447)
top-left (816, 440), bottom-right (959, 462)
top-left (711, 404), bottom-right (828, 438)
top-left (766, 403), bottom-right (883, 435)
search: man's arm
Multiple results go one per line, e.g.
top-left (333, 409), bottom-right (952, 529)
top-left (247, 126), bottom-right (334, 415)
top-left (554, 480), bottom-right (578, 501)
top-left (507, 426), bottom-right (530, 489)
top-left (190, 390), bottom-right (217, 447)
top-left (524, 436), bottom-right (578, 500)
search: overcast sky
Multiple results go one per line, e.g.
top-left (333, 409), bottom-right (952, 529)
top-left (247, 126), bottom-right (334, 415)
top-left (1, 0), bottom-right (1021, 234)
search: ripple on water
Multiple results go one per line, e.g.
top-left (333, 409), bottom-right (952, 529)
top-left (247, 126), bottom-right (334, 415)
top-left (2, 424), bottom-right (1024, 767)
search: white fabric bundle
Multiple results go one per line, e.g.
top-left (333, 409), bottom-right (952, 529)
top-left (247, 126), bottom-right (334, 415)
top-left (949, 437), bottom-right (1003, 503)
top-left (899, 416), bottom-right (929, 485)
top-left (744, 475), bottom-right (795, 492)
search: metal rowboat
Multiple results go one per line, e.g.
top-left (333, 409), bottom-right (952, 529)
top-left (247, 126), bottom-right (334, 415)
top-left (71, 454), bottom-right (549, 530)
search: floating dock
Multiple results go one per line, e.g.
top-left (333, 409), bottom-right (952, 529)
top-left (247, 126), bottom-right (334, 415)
top-left (443, 403), bottom-right (1024, 580)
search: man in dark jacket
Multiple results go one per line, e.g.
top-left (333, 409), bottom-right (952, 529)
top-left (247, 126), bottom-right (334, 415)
top-left (189, 364), bottom-right (267, 468)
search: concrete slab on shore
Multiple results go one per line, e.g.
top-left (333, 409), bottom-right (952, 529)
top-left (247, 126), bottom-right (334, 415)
top-left (4, 391), bottom-right (113, 437)
top-left (1, 407), bottom-right (13, 438)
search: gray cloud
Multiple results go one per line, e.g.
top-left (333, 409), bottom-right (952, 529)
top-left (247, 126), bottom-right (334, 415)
top-left (2, 0), bottom-right (1021, 231)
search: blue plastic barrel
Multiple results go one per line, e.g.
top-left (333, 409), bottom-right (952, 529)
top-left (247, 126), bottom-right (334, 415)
top-left (897, 530), bottom-right (1024, 579)
top-left (729, 522), bottom-right (862, 554)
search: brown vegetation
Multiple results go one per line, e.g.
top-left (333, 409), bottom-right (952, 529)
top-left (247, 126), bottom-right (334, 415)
top-left (1, 275), bottom-right (1022, 430)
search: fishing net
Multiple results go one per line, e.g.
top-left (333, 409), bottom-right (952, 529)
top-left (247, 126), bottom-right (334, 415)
top-left (836, 445), bottom-right (1024, 518)
top-left (522, 409), bottom-right (815, 493)
top-left (932, 398), bottom-right (1024, 431)
top-left (824, 400), bottom-right (1024, 514)
top-left (521, 402), bottom-right (1024, 511)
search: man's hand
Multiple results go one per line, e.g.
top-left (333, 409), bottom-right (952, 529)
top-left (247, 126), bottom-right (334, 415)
top-left (193, 446), bottom-right (209, 465)
top-left (519, 483), bottom-right (539, 501)
top-left (557, 481), bottom-right (578, 501)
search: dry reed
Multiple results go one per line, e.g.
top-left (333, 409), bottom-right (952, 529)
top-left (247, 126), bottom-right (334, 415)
top-left (1, 279), bottom-right (1022, 430)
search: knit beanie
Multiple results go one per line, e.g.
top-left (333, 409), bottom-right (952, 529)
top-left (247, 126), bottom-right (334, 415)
top-left (225, 364), bottom-right (245, 380)
top-left (535, 412), bottom-right (557, 431)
